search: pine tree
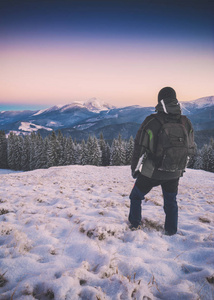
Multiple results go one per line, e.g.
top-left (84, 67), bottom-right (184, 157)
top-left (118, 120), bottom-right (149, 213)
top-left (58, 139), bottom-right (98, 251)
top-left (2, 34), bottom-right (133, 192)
top-left (80, 140), bottom-right (88, 165)
top-left (86, 135), bottom-right (94, 165)
top-left (13, 135), bottom-right (22, 170)
top-left (46, 131), bottom-right (58, 168)
top-left (74, 143), bottom-right (82, 164)
top-left (193, 149), bottom-right (203, 170)
top-left (110, 135), bottom-right (126, 166)
top-left (118, 134), bottom-right (126, 165)
top-left (7, 132), bottom-right (16, 170)
top-left (202, 138), bottom-right (214, 172)
top-left (0, 130), bottom-right (8, 169)
top-left (58, 135), bottom-right (67, 166)
top-left (208, 138), bottom-right (214, 172)
top-left (201, 144), bottom-right (210, 171)
top-left (86, 135), bottom-right (102, 166)
top-left (56, 130), bottom-right (64, 166)
top-left (29, 132), bottom-right (37, 170)
top-left (92, 136), bottom-right (102, 166)
top-left (21, 135), bottom-right (31, 171)
top-left (105, 143), bottom-right (111, 166)
top-left (126, 136), bottom-right (134, 165)
top-left (65, 137), bottom-right (75, 165)
top-left (110, 139), bottom-right (121, 166)
top-left (34, 133), bottom-right (44, 169)
top-left (41, 137), bottom-right (48, 168)
top-left (99, 132), bottom-right (109, 166)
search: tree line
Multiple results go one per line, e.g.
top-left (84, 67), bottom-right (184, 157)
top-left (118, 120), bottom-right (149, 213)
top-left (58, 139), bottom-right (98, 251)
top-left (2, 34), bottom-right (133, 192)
top-left (188, 138), bottom-right (214, 173)
top-left (0, 130), bottom-right (134, 171)
top-left (0, 130), bottom-right (213, 173)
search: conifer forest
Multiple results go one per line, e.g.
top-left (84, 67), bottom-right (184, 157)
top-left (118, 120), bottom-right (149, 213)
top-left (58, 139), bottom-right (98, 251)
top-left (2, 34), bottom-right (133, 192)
top-left (0, 130), bottom-right (213, 173)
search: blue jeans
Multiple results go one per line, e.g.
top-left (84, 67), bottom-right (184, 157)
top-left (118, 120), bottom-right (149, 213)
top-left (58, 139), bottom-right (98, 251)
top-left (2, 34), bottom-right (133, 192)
top-left (129, 175), bottom-right (179, 235)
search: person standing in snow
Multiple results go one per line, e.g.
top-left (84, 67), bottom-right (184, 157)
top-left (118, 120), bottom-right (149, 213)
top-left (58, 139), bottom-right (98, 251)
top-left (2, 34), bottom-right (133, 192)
top-left (129, 87), bottom-right (195, 235)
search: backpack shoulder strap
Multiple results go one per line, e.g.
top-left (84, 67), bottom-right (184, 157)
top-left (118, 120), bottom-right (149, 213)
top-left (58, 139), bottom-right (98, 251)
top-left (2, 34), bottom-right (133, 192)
top-left (153, 113), bottom-right (165, 125)
top-left (180, 115), bottom-right (188, 126)
top-left (180, 115), bottom-right (192, 135)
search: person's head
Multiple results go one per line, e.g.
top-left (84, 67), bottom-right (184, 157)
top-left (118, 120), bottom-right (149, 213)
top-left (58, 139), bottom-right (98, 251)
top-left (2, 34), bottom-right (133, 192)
top-left (158, 87), bottom-right (177, 103)
top-left (156, 87), bottom-right (181, 115)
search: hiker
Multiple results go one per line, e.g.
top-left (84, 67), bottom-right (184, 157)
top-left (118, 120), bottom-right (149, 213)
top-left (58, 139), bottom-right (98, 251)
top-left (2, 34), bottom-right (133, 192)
top-left (129, 87), bottom-right (195, 235)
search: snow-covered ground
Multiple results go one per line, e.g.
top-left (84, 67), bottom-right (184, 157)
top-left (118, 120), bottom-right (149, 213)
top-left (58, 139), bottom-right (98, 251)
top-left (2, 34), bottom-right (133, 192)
top-left (0, 166), bottom-right (213, 300)
top-left (0, 169), bottom-right (22, 175)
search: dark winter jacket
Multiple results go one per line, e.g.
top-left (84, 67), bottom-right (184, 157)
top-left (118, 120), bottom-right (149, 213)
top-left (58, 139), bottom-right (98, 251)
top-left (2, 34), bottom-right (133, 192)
top-left (131, 100), bottom-right (195, 180)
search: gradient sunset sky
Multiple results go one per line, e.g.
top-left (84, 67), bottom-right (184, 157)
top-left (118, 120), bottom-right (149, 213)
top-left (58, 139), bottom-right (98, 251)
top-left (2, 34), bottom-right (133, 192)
top-left (0, 0), bottom-right (213, 110)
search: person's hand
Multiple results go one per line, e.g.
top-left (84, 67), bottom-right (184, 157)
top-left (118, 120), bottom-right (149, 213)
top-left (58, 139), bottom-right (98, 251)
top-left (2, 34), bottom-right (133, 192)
top-left (132, 170), bottom-right (140, 179)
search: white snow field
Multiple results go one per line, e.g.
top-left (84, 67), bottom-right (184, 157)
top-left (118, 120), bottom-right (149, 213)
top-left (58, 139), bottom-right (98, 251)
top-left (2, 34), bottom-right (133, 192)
top-left (0, 166), bottom-right (213, 300)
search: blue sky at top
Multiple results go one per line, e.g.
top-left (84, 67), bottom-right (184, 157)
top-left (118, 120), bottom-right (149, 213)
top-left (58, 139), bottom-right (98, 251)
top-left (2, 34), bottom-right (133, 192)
top-left (0, 0), bottom-right (213, 109)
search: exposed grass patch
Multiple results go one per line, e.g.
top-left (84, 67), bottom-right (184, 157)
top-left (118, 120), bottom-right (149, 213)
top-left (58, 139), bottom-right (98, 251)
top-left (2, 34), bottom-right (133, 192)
top-left (144, 197), bottom-right (162, 207)
top-left (79, 279), bottom-right (87, 286)
top-left (206, 275), bottom-right (214, 284)
top-left (199, 216), bottom-right (211, 224)
top-left (33, 284), bottom-right (55, 300)
top-left (0, 208), bottom-right (9, 215)
top-left (142, 218), bottom-right (163, 232)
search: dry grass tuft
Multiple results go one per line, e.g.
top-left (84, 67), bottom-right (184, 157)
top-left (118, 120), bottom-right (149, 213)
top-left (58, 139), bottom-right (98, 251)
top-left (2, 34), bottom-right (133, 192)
top-left (206, 274), bottom-right (214, 284)
top-left (199, 216), bottom-right (211, 224)
top-left (142, 218), bottom-right (163, 232)
top-left (0, 208), bottom-right (9, 215)
top-left (0, 271), bottom-right (8, 288)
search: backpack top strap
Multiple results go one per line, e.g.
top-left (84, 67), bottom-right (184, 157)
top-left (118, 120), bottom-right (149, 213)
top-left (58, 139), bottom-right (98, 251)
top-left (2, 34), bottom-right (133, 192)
top-left (155, 113), bottom-right (187, 126)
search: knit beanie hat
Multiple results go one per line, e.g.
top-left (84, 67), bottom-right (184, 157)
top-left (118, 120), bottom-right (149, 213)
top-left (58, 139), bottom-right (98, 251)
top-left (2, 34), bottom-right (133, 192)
top-left (156, 87), bottom-right (181, 115)
top-left (158, 87), bottom-right (177, 103)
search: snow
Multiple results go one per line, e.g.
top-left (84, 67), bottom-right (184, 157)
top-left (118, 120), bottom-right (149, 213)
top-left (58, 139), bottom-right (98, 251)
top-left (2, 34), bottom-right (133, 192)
top-left (0, 166), bottom-right (213, 299)
top-left (46, 121), bottom-right (62, 128)
top-left (60, 98), bottom-right (115, 113)
top-left (60, 102), bottom-right (85, 112)
top-left (73, 123), bottom-right (96, 130)
top-left (33, 105), bottom-right (64, 116)
top-left (18, 122), bottom-right (53, 132)
top-left (0, 169), bottom-right (22, 175)
top-left (181, 96), bottom-right (214, 110)
top-left (33, 99), bottom-right (116, 117)
top-left (84, 98), bottom-right (116, 112)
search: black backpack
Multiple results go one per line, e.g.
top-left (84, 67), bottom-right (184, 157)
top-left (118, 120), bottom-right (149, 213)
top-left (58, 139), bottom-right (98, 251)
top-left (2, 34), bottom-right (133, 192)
top-left (154, 114), bottom-right (189, 172)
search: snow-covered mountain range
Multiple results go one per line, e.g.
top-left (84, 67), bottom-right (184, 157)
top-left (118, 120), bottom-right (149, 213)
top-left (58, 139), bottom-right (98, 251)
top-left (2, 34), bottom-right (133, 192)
top-left (0, 96), bottom-right (213, 142)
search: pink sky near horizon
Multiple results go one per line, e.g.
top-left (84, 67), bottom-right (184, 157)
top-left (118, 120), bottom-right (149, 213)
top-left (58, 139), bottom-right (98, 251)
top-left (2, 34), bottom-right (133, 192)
top-left (0, 39), bottom-right (213, 108)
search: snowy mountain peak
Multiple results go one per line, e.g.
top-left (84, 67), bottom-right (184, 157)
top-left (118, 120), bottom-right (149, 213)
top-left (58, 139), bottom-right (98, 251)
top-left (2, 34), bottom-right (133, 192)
top-left (60, 102), bottom-right (84, 112)
top-left (84, 98), bottom-right (116, 112)
top-left (33, 98), bottom-right (115, 115)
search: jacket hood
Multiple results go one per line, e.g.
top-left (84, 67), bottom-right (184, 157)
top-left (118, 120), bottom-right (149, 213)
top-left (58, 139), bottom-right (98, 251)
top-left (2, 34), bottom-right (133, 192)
top-left (155, 98), bottom-right (181, 115)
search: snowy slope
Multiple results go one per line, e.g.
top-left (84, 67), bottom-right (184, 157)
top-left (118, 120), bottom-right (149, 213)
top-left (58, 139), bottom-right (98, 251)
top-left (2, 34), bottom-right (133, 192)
top-left (33, 105), bottom-right (64, 116)
top-left (181, 96), bottom-right (214, 111)
top-left (0, 167), bottom-right (214, 299)
top-left (18, 122), bottom-right (53, 132)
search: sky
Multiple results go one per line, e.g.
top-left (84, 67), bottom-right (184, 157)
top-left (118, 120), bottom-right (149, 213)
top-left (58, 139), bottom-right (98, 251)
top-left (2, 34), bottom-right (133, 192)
top-left (0, 0), bottom-right (213, 110)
